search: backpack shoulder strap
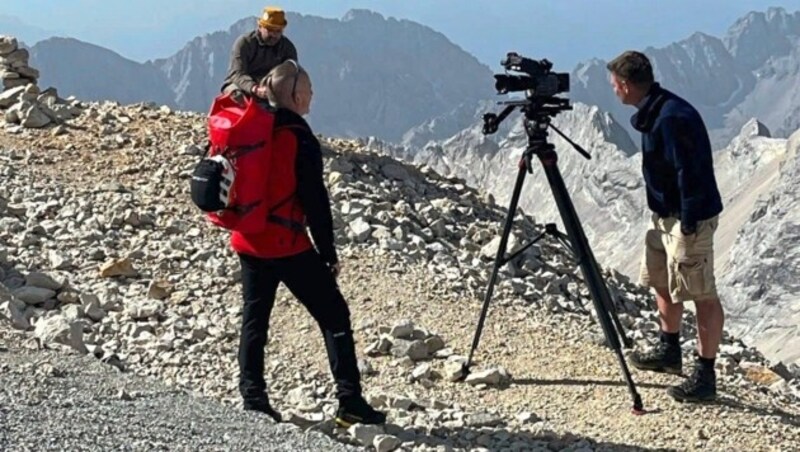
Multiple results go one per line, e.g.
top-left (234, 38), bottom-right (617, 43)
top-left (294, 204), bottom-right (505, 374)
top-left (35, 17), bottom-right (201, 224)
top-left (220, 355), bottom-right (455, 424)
top-left (273, 124), bottom-right (309, 134)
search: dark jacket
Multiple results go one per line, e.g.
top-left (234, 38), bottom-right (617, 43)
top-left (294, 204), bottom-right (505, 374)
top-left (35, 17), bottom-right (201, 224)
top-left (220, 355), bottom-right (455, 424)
top-left (631, 83), bottom-right (723, 230)
top-left (221, 30), bottom-right (298, 96)
top-left (275, 108), bottom-right (338, 266)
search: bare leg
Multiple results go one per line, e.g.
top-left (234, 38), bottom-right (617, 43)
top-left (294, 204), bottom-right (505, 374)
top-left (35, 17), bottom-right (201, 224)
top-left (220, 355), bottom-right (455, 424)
top-left (694, 297), bottom-right (724, 358)
top-left (655, 287), bottom-right (683, 333)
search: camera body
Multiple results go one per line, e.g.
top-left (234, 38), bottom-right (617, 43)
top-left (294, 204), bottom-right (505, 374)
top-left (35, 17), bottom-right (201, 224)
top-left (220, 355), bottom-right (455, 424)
top-left (493, 52), bottom-right (570, 98)
top-left (482, 52), bottom-right (572, 135)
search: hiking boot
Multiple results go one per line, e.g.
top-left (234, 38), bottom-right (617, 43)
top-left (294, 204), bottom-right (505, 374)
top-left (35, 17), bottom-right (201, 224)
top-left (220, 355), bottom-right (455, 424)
top-left (667, 364), bottom-right (717, 403)
top-left (335, 396), bottom-right (386, 428)
top-left (243, 398), bottom-right (282, 423)
top-left (629, 341), bottom-right (682, 375)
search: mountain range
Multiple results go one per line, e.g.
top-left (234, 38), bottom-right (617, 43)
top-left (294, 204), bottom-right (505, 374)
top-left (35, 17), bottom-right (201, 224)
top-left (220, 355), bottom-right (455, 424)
top-left (22, 7), bottom-right (800, 149)
top-left (27, 10), bottom-right (493, 143)
top-left (570, 7), bottom-right (800, 149)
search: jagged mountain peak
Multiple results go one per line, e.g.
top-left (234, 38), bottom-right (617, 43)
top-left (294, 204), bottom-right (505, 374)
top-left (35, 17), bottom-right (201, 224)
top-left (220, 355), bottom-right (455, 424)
top-left (788, 126), bottom-right (800, 160)
top-left (29, 37), bottom-right (176, 108)
top-left (342, 8), bottom-right (386, 22)
top-left (145, 9), bottom-right (494, 142)
top-left (739, 118), bottom-right (772, 138)
top-left (724, 7), bottom-right (800, 70)
top-left (685, 31), bottom-right (720, 44)
top-left (728, 6), bottom-right (798, 31)
top-left (552, 102), bottom-right (638, 156)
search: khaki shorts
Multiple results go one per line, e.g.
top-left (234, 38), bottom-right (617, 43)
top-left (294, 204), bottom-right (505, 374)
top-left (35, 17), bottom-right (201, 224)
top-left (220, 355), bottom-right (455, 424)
top-left (639, 212), bottom-right (719, 303)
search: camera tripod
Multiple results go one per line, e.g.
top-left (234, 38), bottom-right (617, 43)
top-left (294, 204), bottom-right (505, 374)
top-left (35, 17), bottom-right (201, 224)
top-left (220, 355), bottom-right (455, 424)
top-left (462, 103), bottom-right (644, 414)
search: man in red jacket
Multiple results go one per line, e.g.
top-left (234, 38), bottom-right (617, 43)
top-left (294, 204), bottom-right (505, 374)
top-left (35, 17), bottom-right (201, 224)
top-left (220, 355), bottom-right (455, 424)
top-left (232, 59), bottom-right (386, 427)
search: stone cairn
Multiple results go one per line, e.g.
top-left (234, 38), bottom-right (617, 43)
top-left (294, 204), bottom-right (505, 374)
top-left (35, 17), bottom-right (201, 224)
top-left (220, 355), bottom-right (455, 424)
top-left (0, 35), bottom-right (82, 129)
top-left (1, 35), bottom-right (39, 89)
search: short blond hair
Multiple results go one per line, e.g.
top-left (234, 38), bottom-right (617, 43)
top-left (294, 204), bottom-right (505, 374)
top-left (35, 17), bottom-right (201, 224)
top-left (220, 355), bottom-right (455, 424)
top-left (260, 59), bottom-right (308, 108)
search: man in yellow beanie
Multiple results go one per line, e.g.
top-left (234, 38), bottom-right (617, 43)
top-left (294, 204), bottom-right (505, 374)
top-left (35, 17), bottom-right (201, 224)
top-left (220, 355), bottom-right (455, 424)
top-left (220, 6), bottom-right (298, 102)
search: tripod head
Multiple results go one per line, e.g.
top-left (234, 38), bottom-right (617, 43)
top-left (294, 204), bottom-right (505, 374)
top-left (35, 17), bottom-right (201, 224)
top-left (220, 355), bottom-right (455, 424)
top-left (482, 52), bottom-right (591, 164)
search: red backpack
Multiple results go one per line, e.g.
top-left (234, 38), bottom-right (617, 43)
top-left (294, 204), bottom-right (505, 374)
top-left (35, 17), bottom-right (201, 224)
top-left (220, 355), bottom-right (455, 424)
top-left (190, 93), bottom-right (275, 233)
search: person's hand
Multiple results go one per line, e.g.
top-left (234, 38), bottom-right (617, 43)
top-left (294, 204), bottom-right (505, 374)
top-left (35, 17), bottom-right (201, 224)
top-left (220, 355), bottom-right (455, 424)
top-left (680, 223), bottom-right (697, 237)
top-left (252, 85), bottom-right (269, 99)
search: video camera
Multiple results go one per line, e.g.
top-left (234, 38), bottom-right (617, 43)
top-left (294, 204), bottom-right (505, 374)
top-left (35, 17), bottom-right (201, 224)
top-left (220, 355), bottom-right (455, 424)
top-left (493, 52), bottom-right (570, 98)
top-left (483, 52), bottom-right (572, 135)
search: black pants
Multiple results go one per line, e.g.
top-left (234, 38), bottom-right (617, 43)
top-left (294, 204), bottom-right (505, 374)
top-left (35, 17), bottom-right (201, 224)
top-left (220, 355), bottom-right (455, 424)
top-left (237, 249), bottom-right (362, 402)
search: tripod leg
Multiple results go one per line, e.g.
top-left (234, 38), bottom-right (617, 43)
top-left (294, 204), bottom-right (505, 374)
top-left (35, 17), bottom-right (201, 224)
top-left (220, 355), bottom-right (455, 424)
top-left (559, 190), bottom-right (633, 348)
top-left (463, 155), bottom-right (529, 375)
top-left (537, 148), bottom-right (644, 413)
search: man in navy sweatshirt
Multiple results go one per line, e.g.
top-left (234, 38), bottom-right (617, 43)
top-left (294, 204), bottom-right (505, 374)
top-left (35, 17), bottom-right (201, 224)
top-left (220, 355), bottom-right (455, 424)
top-left (606, 50), bottom-right (725, 403)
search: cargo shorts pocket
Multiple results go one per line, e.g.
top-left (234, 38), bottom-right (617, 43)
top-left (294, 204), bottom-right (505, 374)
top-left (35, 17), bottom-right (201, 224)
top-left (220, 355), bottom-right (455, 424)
top-left (671, 255), bottom-right (712, 302)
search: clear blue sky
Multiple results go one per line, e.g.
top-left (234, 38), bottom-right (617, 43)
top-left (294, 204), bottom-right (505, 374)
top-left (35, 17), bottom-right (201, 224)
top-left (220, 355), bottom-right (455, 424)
top-left (4, 0), bottom-right (800, 70)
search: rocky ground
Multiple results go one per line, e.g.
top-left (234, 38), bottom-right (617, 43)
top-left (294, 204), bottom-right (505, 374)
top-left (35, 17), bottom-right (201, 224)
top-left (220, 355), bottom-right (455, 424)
top-left (0, 325), bottom-right (356, 451)
top-left (1, 96), bottom-right (799, 451)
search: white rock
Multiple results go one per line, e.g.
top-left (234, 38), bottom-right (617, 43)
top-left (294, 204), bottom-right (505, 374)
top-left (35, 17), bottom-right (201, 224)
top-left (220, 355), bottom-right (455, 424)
top-left (348, 218), bottom-right (372, 242)
top-left (48, 250), bottom-right (72, 270)
top-left (0, 85), bottom-right (26, 108)
top-left (125, 299), bottom-right (162, 320)
top-left (443, 361), bottom-right (465, 382)
top-left (391, 339), bottom-right (429, 361)
top-left (61, 304), bottom-right (84, 321)
top-left (0, 35), bottom-right (18, 55)
top-left (0, 299), bottom-right (29, 330)
top-left (285, 386), bottom-right (319, 412)
top-left (33, 315), bottom-right (71, 345)
top-left (389, 319), bottom-right (415, 339)
top-left (411, 363), bottom-right (433, 382)
top-left (20, 104), bottom-right (51, 128)
top-left (464, 367), bottom-right (510, 387)
top-left (373, 434), bottom-right (402, 452)
top-left (348, 423), bottom-right (385, 446)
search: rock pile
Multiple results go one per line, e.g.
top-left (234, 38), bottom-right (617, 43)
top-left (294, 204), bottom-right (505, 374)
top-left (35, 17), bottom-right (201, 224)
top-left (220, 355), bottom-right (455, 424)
top-left (2, 97), bottom-right (800, 450)
top-left (0, 35), bottom-right (83, 130)
top-left (364, 319), bottom-right (512, 388)
top-left (0, 35), bottom-right (38, 90)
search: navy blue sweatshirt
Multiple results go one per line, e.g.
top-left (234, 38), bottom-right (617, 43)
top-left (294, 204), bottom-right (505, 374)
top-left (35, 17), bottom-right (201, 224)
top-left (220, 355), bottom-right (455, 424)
top-left (630, 83), bottom-right (723, 231)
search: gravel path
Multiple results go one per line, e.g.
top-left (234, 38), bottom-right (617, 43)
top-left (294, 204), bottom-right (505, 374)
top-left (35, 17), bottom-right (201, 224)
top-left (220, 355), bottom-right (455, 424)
top-left (0, 328), bottom-right (356, 452)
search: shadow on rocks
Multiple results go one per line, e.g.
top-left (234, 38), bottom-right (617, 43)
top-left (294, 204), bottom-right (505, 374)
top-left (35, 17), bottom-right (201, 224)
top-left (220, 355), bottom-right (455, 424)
top-left (511, 375), bottom-right (799, 428)
top-left (708, 393), bottom-right (800, 428)
top-left (510, 377), bottom-right (672, 390)
top-left (300, 417), bottom-right (676, 451)
top-left (386, 423), bottom-right (673, 451)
